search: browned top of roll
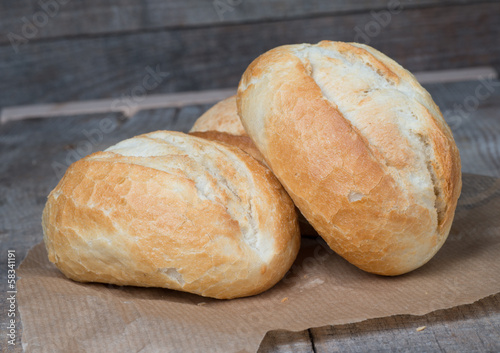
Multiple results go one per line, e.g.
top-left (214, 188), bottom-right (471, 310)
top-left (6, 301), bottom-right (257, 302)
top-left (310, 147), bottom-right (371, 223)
top-left (237, 41), bottom-right (462, 275)
top-left (190, 95), bottom-right (247, 136)
top-left (42, 131), bottom-right (300, 299)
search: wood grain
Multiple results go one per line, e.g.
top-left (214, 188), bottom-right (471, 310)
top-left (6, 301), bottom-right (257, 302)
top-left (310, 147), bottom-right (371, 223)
top-left (308, 293), bottom-right (500, 352)
top-left (258, 330), bottom-right (315, 353)
top-left (1, 2), bottom-right (499, 109)
top-left (0, 88), bottom-right (236, 123)
top-left (0, 0), bottom-right (489, 44)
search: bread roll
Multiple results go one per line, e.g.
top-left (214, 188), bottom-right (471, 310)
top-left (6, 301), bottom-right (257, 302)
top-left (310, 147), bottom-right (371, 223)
top-left (190, 95), bottom-right (247, 136)
top-left (237, 41), bottom-right (462, 275)
top-left (42, 131), bottom-right (300, 299)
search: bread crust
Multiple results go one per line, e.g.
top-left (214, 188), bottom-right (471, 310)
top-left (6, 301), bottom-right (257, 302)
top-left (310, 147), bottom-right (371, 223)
top-left (190, 95), bottom-right (247, 136)
top-left (189, 131), bottom-right (264, 163)
top-left (42, 131), bottom-right (300, 299)
top-left (237, 41), bottom-right (461, 275)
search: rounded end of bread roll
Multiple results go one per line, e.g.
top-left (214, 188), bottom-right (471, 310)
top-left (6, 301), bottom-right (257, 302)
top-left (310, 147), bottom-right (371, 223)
top-left (42, 131), bottom-right (300, 299)
top-left (190, 95), bottom-right (247, 136)
top-left (237, 41), bottom-right (462, 275)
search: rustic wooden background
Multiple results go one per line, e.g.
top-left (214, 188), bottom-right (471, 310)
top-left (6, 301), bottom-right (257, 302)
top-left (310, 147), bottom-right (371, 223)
top-left (1, 1), bottom-right (500, 351)
top-left (1, 0), bottom-right (500, 110)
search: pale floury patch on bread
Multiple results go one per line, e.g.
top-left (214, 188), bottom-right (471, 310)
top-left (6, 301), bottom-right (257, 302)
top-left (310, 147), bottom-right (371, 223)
top-left (42, 131), bottom-right (300, 299)
top-left (190, 95), bottom-right (247, 136)
top-left (237, 41), bottom-right (462, 275)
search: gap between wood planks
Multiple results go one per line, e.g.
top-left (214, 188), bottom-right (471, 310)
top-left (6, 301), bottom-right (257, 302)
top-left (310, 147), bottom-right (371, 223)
top-left (1, 66), bottom-right (497, 124)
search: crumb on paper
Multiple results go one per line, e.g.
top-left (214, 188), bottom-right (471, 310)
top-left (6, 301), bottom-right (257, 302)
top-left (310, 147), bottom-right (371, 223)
top-left (281, 297), bottom-right (288, 303)
top-left (197, 302), bottom-right (206, 306)
top-left (416, 326), bottom-right (426, 332)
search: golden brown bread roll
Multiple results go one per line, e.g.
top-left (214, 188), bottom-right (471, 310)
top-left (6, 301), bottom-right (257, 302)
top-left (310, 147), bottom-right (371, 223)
top-left (42, 131), bottom-right (300, 299)
top-left (237, 41), bottom-right (462, 275)
top-left (190, 95), bottom-right (247, 136)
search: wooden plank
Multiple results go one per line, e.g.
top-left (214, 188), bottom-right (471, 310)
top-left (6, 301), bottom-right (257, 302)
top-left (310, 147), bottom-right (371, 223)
top-left (2, 67), bottom-right (496, 123)
top-left (425, 79), bottom-right (500, 112)
top-left (310, 293), bottom-right (500, 353)
top-left (0, 0), bottom-right (489, 45)
top-left (0, 88), bottom-right (236, 123)
top-left (1, 2), bottom-right (499, 109)
top-left (258, 330), bottom-right (314, 352)
top-left (451, 106), bottom-right (500, 178)
top-left (415, 66), bottom-right (497, 85)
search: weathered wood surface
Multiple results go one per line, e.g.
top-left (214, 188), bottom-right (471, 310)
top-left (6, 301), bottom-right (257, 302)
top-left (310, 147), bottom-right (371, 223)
top-left (308, 294), bottom-right (500, 353)
top-left (1, 79), bottom-right (499, 351)
top-left (0, 88), bottom-right (237, 123)
top-left (2, 67), bottom-right (497, 123)
top-left (1, 2), bottom-right (499, 109)
top-left (0, 0), bottom-right (489, 44)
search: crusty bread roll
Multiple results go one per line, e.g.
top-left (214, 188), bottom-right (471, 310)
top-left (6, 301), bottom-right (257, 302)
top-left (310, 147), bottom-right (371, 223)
top-left (237, 41), bottom-right (462, 275)
top-left (190, 95), bottom-right (247, 136)
top-left (42, 131), bottom-right (300, 299)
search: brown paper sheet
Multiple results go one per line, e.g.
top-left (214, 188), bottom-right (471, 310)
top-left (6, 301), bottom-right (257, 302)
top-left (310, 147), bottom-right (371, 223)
top-left (18, 174), bottom-right (500, 353)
